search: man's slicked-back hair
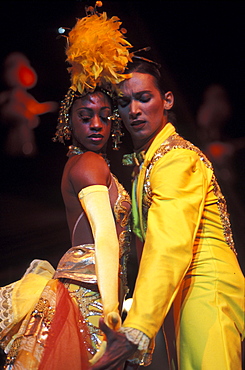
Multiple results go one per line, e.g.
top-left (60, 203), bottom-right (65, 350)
top-left (125, 59), bottom-right (167, 97)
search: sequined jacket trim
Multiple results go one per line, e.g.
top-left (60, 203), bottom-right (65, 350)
top-left (142, 132), bottom-right (236, 254)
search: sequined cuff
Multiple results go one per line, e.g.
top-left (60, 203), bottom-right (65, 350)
top-left (119, 327), bottom-right (150, 351)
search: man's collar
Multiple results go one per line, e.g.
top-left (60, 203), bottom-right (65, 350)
top-left (122, 151), bottom-right (146, 166)
top-left (122, 123), bottom-right (176, 166)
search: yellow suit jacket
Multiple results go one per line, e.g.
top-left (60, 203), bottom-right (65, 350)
top-left (123, 123), bottom-right (243, 340)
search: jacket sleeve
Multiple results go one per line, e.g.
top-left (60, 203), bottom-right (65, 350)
top-left (123, 149), bottom-right (212, 338)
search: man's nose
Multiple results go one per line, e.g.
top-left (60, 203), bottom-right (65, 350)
top-left (90, 115), bottom-right (102, 130)
top-left (129, 100), bottom-right (140, 119)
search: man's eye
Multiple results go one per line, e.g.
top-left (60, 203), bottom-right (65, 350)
top-left (118, 98), bottom-right (130, 107)
top-left (140, 94), bottom-right (151, 103)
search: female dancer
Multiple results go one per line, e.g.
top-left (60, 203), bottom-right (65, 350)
top-left (0, 3), bottom-right (132, 368)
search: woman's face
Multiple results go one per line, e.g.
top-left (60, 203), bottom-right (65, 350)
top-left (118, 72), bottom-right (173, 150)
top-left (71, 91), bottom-right (112, 153)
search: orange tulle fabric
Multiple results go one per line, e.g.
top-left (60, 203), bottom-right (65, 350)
top-left (39, 281), bottom-right (91, 370)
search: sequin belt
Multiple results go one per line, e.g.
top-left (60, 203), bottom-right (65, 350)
top-left (53, 244), bottom-right (96, 284)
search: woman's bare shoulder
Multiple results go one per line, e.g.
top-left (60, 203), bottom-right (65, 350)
top-left (67, 151), bottom-right (111, 193)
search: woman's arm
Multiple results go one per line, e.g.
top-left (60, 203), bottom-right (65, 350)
top-left (69, 151), bottom-right (121, 329)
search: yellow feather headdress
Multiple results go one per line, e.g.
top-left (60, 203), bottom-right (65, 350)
top-left (67, 10), bottom-right (133, 95)
top-left (53, 1), bottom-right (133, 144)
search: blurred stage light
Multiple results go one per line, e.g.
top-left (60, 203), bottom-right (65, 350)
top-left (58, 27), bottom-right (66, 34)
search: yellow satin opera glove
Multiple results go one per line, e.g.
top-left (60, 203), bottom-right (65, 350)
top-left (79, 185), bottom-right (121, 331)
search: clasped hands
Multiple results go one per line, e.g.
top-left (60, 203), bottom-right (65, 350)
top-left (90, 313), bottom-right (138, 370)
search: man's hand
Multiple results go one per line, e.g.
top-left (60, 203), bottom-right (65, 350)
top-left (91, 318), bottom-right (138, 370)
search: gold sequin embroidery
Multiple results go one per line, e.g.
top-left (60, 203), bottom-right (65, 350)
top-left (142, 133), bottom-right (236, 254)
top-left (65, 283), bottom-right (102, 355)
top-left (112, 175), bottom-right (131, 293)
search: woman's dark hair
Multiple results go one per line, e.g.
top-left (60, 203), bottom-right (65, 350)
top-left (125, 59), bottom-right (167, 97)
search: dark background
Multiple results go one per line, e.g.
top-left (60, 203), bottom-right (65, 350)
top-left (0, 0), bottom-right (244, 286)
top-left (0, 1), bottom-right (244, 368)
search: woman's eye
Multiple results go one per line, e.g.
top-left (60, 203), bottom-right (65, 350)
top-left (79, 115), bottom-right (91, 122)
top-left (100, 116), bottom-right (109, 122)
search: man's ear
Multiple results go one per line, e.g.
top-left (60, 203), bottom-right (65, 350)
top-left (164, 91), bottom-right (174, 110)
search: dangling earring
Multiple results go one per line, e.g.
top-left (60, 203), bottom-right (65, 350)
top-left (53, 88), bottom-right (75, 144)
top-left (110, 108), bottom-right (124, 150)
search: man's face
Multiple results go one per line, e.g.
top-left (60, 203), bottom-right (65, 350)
top-left (118, 72), bottom-right (170, 150)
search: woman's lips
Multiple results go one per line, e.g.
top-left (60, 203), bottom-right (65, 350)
top-left (89, 134), bottom-right (103, 141)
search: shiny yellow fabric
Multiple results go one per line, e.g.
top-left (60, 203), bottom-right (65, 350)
top-left (12, 279), bottom-right (57, 370)
top-left (54, 245), bottom-right (97, 283)
top-left (0, 261), bottom-right (56, 369)
top-left (79, 185), bottom-right (121, 329)
top-left (11, 260), bottom-right (54, 327)
top-left (123, 123), bottom-right (245, 369)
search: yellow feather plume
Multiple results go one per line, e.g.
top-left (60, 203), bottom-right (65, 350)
top-left (66, 11), bottom-right (133, 95)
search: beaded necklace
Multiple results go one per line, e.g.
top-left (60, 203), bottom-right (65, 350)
top-left (67, 145), bottom-right (110, 165)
